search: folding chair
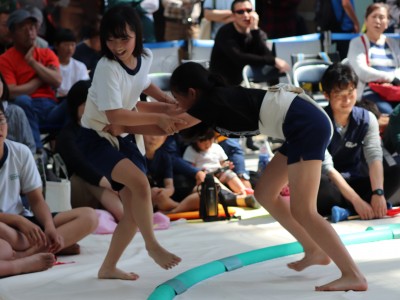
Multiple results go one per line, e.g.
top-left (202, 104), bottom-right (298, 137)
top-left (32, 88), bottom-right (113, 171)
top-left (242, 64), bottom-right (291, 89)
top-left (292, 59), bottom-right (331, 107)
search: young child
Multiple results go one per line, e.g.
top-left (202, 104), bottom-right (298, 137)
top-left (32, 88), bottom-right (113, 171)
top-left (167, 62), bottom-right (367, 292)
top-left (77, 5), bottom-right (182, 280)
top-left (144, 134), bottom-right (180, 212)
top-left (183, 127), bottom-right (249, 197)
top-left (53, 28), bottom-right (90, 99)
top-left (0, 102), bottom-right (98, 265)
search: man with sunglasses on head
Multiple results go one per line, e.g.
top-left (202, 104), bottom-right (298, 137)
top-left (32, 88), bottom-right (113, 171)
top-left (209, 0), bottom-right (290, 87)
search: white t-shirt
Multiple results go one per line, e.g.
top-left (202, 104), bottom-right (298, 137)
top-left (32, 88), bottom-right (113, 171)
top-left (57, 58), bottom-right (90, 97)
top-left (81, 50), bottom-right (153, 153)
top-left (0, 140), bottom-right (41, 216)
top-left (183, 143), bottom-right (228, 172)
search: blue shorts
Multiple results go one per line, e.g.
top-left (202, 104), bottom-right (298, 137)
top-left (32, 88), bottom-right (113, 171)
top-left (78, 128), bottom-right (147, 191)
top-left (279, 97), bottom-right (332, 164)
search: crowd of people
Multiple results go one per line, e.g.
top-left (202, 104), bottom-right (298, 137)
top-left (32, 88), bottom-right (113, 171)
top-left (0, 0), bottom-right (400, 294)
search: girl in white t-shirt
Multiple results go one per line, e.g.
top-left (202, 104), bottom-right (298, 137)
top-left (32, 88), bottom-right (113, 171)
top-left (78, 5), bottom-right (183, 280)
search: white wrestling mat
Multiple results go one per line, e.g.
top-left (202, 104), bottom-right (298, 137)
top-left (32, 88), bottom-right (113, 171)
top-left (0, 208), bottom-right (399, 300)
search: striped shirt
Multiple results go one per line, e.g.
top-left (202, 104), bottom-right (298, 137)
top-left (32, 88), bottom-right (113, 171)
top-left (369, 41), bottom-right (396, 72)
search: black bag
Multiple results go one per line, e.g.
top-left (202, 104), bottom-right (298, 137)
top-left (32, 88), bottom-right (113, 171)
top-left (315, 0), bottom-right (343, 32)
top-left (198, 174), bottom-right (231, 222)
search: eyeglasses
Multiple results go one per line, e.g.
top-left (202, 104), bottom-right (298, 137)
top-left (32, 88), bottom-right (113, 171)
top-left (0, 116), bottom-right (7, 125)
top-left (234, 8), bottom-right (253, 15)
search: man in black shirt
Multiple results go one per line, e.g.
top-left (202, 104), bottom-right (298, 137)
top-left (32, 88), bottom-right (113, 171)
top-left (209, 0), bottom-right (290, 86)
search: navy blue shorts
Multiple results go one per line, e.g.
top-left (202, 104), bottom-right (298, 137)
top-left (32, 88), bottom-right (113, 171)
top-left (279, 97), bottom-right (332, 164)
top-left (25, 213), bottom-right (58, 230)
top-left (78, 128), bottom-right (147, 191)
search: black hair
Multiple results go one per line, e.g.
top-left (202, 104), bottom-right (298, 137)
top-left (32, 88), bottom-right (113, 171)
top-left (54, 27), bottom-right (76, 45)
top-left (231, 0), bottom-right (251, 12)
top-left (0, 99), bottom-right (4, 115)
top-left (67, 80), bottom-right (91, 124)
top-left (190, 127), bottom-right (215, 152)
top-left (170, 62), bottom-right (226, 96)
top-left (321, 63), bottom-right (358, 95)
top-left (0, 72), bottom-right (10, 101)
top-left (100, 4), bottom-right (146, 60)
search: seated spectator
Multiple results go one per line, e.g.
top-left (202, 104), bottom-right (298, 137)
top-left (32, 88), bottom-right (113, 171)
top-left (160, 134), bottom-right (205, 202)
top-left (53, 28), bottom-right (90, 99)
top-left (317, 62), bottom-right (400, 218)
top-left (144, 134), bottom-right (195, 212)
top-left (0, 8), bottom-right (12, 54)
top-left (0, 235), bottom-right (55, 277)
top-left (0, 101), bottom-right (98, 257)
top-left (347, 2), bottom-right (400, 115)
top-left (0, 8), bottom-right (66, 152)
top-left (55, 80), bottom-right (124, 222)
top-left (0, 72), bottom-right (35, 153)
top-left (24, 4), bottom-right (48, 48)
top-left (383, 103), bottom-right (400, 163)
top-left (73, 16), bottom-right (101, 79)
top-left (202, 0), bottom-right (254, 39)
top-left (183, 127), bottom-right (251, 197)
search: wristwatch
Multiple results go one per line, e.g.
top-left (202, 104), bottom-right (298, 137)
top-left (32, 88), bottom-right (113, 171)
top-left (372, 188), bottom-right (384, 196)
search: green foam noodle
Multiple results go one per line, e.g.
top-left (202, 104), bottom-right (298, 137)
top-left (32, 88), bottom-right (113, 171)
top-left (148, 224), bottom-right (399, 300)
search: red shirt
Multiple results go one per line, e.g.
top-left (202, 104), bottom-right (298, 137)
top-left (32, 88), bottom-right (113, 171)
top-left (0, 47), bottom-right (59, 101)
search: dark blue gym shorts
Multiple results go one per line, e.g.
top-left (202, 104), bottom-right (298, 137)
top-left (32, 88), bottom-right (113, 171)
top-left (279, 96), bottom-right (333, 164)
top-left (78, 127), bottom-right (147, 191)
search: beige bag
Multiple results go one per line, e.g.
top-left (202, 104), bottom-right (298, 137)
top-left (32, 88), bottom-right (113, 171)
top-left (199, 18), bottom-right (212, 40)
top-left (45, 179), bottom-right (71, 212)
top-left (45, 153), bottom-right (72, 212)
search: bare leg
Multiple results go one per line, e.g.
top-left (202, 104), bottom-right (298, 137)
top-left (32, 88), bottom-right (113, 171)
top-left (0, 239), bottom-right (55, 277)
top-left (98, 159), bottom-right (181, 280)
top-left (169, 192), bottom-right (200, 213)
top-left (254, 153), bottom-right (367, 291)
top-left (151, 188), bottom-right (179, 211)
top-left (53, 207), bottom-right (98, 250)
top-left (98, 189), bottom-right (124, 222)
top-left (0, 222), bottom-right (30, 251)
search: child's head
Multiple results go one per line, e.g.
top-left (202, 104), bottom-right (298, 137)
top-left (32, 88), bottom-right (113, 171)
top-left (321, 63), bottom-right (358, 113)
top-left (144, 135), bottom-right (167, 153)
top-left (170, 62), bottom-right (226, 110)
top-left (191, 127), bottom-right (216, 152)
top-left (100, 5), bottom-right (144, 60)
top-left (54, 28), bottom-right (77, 60)
top-left (67, 80), bottom-right (91, 124)
top-left (0, 72), bottom-right (9, 101)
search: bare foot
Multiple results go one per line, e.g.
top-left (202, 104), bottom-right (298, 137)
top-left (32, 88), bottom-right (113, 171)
top-left (18, 253), bottom-right (56, 274)
top-left (98, 267), bottom-right (139, 280)
top-left (147, 246), bottom-right (181, 270)
top-left (315, 274), bottom-right (368, 291)
top-left (287, 251), bottom-right (331, 271)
